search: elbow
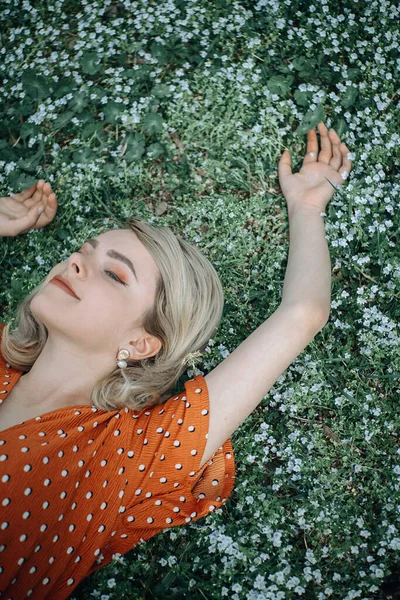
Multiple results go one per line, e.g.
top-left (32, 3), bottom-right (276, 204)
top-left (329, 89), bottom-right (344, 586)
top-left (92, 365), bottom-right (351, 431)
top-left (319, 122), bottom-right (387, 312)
top-left (296, 303), bottom-right (330, 332)
top-left (315, 307), bottom-right (330, 330)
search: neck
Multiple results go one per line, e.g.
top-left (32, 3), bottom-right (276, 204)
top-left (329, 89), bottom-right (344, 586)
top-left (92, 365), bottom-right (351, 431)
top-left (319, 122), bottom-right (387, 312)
top-left (14, 337), bottom-right (115, 410)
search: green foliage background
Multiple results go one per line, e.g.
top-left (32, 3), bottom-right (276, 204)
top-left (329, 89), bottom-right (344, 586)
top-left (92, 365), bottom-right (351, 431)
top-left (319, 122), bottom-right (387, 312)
top-left (0, 0), bottom-right (399, 598)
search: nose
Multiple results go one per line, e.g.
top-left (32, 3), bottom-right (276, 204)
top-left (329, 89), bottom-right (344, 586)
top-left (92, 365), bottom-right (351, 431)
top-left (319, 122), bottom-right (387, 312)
top-left (66, 251), bottom-right (88, 279)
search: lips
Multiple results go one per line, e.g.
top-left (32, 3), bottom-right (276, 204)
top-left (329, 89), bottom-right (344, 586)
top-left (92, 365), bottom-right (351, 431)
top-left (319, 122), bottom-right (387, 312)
top-left (50, 275), bottom-right (80, 299)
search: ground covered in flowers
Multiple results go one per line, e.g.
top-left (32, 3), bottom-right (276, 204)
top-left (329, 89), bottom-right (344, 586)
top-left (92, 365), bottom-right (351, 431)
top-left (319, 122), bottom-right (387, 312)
top-left (0, 0), bottom-right (399, 598)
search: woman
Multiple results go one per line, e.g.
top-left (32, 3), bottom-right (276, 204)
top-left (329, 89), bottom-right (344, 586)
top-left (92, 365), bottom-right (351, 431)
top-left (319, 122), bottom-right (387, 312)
top-left (0, 122), bottom-right (352, 599)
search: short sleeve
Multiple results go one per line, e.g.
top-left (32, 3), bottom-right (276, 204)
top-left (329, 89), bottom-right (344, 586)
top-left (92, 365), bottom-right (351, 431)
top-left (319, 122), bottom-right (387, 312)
top-left (114, 374), bottom-right (236, 549)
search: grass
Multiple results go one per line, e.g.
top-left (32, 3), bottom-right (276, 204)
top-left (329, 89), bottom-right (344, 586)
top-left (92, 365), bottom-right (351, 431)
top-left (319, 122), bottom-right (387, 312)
top-left (0, 0), bottom-right (400, 598)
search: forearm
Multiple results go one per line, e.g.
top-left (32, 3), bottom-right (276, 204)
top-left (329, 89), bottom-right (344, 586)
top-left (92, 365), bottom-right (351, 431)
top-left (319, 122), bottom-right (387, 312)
top-left (280, 204), bottom-right (331, 321)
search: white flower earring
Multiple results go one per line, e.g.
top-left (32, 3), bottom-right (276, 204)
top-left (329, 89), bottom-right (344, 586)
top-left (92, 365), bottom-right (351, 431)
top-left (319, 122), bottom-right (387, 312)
top-left (117, 349), bottom-right (130, 369)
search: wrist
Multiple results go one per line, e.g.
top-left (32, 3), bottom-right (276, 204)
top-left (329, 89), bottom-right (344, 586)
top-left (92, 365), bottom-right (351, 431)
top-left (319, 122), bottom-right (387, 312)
top-left (287, 201), bottom-right (326, 220)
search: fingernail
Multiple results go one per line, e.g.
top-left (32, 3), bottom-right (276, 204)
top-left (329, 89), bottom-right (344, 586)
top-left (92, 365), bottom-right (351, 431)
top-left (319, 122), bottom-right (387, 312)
top-left (38, 207), bottom-right (44, 215)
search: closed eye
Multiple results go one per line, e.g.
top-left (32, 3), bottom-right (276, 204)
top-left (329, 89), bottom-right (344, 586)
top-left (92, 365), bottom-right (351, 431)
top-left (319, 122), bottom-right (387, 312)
top-left (76, 250), bottom-right (128, 287)
top-left (105, 270), bottom-right (127, 286)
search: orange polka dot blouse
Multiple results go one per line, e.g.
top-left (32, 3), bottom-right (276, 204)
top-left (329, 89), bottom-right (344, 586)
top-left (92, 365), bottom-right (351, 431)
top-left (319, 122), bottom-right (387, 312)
top-left (0, 324), bottom-right (236, 600)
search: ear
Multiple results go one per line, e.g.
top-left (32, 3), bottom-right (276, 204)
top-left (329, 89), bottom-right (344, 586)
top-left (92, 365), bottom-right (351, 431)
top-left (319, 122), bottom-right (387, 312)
top-left (128, 332), bottom-right (162, 361)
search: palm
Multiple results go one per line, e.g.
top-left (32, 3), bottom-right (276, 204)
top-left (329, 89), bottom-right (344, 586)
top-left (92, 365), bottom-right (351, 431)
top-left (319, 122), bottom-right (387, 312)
top-left (278, 122), bottom-right (352, 213)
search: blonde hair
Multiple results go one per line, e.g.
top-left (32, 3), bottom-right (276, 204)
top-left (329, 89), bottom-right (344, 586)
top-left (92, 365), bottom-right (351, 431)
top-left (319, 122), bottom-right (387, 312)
top-left (0, 218), bottom-right (224, 411)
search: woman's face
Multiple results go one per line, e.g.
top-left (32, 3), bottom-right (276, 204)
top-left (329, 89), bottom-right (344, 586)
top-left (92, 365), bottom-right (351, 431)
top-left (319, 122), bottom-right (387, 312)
top-left (30, 229), bottom-right (161, 360)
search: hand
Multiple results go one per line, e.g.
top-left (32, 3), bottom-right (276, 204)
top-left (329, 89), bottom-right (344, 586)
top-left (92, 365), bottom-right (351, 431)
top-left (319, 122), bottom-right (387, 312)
top-left (0, 179), bottom-right (58, 237)
top-left (278, 122), bottom-right (353, 214)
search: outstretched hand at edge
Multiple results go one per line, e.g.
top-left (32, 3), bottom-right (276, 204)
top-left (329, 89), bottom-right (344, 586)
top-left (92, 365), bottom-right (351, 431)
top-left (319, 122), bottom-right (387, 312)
top-left (278, 122), bottom-right (353, 214)
top-left (0, 179), bottom-right (58, 237)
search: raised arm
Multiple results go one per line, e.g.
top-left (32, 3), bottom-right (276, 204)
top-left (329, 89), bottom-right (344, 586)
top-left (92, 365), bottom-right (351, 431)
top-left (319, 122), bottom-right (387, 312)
top-left (200, 122), bottom-right (353, 469)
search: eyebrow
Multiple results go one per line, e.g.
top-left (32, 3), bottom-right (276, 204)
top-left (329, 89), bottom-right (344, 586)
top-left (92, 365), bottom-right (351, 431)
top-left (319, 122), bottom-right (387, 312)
top-left (85, 238), bottom-right (139, 282)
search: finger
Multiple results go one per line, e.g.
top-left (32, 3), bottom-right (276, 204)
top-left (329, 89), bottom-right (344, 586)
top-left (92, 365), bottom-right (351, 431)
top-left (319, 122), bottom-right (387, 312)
top-left (10, 182), bottom-right (38, 203)
top-left (42, 182), bottom-right (54, 197)
top-left (278, 149), bottom-right (292, 181)
top-left (317, 122), bottom-right (332, 165)
top-left (338, 143), bottom-right (353, 182)
top-left (302, 129), bottom-right (318, 166)
top-left (32, 192), bottom-right (58, 229)
top-left (9, 203), bottom-right (45, 236)
top-left (329, 129), bottom-right (342, 170)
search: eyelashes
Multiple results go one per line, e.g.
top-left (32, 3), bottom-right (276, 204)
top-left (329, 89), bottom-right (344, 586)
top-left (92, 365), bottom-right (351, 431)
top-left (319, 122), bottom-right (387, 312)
top-left (76, 250), bottom-right (128, 287)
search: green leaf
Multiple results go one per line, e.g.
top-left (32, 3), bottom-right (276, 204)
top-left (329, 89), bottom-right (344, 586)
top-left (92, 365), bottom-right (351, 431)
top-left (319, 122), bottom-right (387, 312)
top-left (82, 122), bottom-right (104, 139)
top-left (81, 51), bottom-right (102, 75)
top-left (332, 118), bottom-right (348, 138)
top-left (72, 148), bottom-right (97, 164)
top-left (266, 75), bottom-right (294, 96)
top-left (342, 86), bottom-right (358, 109)
top-left (291, 56), bottom-right (316, 77)
top-left (53, 111), bottom-right (75, 130)
top-left (152, 84), bottom-right (170, 99)
top-left (8, 171), bottom-right (37, 190)
top-left (17, 143), bottom-right (44, 171)
top-left (103, 162), bottom-right (118, 176)
top-left (123, 133), bottom-right (145, 162)
top-left (56, 228), bottom-right (70, 241)
top-left (53, 77), bottom-right (76, 99)
top-left (103, 101), bottom-right (125, 124)
top-left (150, 41), bottom-right (168, 65)
top-left (21, 70), bottom-right (51, 100)
top-left (146, 142), bottom-right (165, 159)
top-left (0, 146), bottom-right (17, 161)
top-left (20, 123), bottom-right (40, 140)
top-left (294, 90), bottom-right (312, 107)
top-left (295, 104), bottom-right (326, 136)
top-left (142, 112), bottom-right (164, 135)
top-left (0, 140), bottom-right (8, 150)
top-left (69, 92), bottom-right (89, 113)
